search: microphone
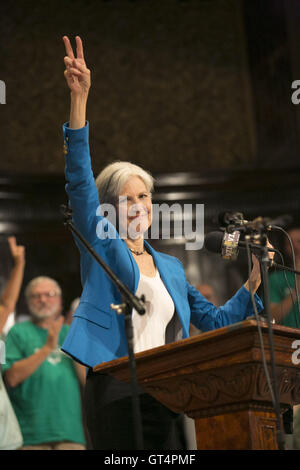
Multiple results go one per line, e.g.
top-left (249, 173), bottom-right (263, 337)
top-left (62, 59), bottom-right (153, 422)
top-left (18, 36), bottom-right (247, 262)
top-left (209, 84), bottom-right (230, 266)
top-left (204, 230), bottom-right (241, 260)
top-left (217, 211), bottom-right (293, 232)
top-left (218, 211), bottom-right (246, 227)
top-left (204, 230), bottom-right (276, 260)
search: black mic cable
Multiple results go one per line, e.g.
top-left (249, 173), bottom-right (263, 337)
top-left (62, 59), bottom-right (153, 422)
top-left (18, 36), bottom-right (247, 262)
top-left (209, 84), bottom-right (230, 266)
top-left (244, 239), bottom-right (285, 451)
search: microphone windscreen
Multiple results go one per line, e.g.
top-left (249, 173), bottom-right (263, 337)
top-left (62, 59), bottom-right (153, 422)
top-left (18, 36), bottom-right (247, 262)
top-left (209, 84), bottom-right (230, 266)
top-left (218, 211), bottom-right (231, 227)
top-left (204, 231), bottom-right (224, 254)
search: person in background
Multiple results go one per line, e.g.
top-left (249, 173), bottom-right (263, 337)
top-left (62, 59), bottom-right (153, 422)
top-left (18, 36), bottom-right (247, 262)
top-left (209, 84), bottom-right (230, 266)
top-left (269, 227), bottom-right (300, 448)
top-left (196, 283), bottom-right (219, 306)
top-left (2, 276), bottom-right (86, 450)
top-left (0, 237), bottom-right (25, 334)
top-left (64, 297), bottom-right (80, 325)
top-left (0, 237), bottom-right (25, 450)
top-left (189, 283), bottom-right (219, 336)
top-left (269, 227), bottom-right (300, 328)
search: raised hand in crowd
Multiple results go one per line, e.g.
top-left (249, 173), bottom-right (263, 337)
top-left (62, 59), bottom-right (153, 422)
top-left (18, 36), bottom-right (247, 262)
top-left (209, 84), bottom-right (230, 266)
top-left (0, 237), bottom-right (25, 335)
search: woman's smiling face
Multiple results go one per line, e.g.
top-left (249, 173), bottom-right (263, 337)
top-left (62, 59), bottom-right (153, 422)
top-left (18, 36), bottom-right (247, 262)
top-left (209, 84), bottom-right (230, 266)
top-left (117, 175), bottom-right (153, 240)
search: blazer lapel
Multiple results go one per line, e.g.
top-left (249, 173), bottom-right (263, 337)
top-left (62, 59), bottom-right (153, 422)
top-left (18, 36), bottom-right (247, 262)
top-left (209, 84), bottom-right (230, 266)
top-left (144, 241), bottom-right (181, 316)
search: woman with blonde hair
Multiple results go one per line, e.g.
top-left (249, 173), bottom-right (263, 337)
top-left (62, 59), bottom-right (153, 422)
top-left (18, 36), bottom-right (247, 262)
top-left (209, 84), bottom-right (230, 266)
top-left (61, 36), bottom-right (266, 450)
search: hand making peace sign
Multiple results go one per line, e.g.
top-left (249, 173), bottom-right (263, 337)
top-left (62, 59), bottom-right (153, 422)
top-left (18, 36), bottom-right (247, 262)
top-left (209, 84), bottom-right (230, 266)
top-left (63, 36), bottom-right (91, 97)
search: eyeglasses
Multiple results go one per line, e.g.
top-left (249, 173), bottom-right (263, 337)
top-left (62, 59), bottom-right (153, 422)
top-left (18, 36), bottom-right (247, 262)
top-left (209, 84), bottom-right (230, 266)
top-left (29, 291), bottom-right (60, 300)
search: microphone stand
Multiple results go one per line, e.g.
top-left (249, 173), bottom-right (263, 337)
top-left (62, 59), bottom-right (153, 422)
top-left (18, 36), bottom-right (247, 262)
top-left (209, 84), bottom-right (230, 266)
top-left (61, 205), bottom-right (145, 450)
top-left (256, 233), bottom-right (285, 450)
top-left (237, 222), bottom-right (300, 450)
top-left (227, 223), bottom-right (286, 449)
top-left (271, 262), bottom-right (300, 276)
top-left (226, 217), bottom-right (300, 449)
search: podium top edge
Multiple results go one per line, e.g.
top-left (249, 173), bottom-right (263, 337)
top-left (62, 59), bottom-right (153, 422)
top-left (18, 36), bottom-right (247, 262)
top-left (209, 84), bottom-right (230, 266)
top-left (92, 318), bottom-right (300, 374)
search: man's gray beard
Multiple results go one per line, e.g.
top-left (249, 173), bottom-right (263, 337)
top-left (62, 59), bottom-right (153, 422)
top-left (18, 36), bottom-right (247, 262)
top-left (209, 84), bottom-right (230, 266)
top-left (30, 306), bottom-right (58, 320)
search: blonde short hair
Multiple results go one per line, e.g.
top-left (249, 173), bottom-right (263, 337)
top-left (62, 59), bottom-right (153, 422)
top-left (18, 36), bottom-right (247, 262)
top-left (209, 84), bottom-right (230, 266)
top-left (95, 161), bottom-right (154, 205)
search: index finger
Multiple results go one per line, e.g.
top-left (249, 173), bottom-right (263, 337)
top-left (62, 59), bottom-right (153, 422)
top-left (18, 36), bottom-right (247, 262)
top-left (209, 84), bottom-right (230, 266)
top-left (63, 36), bottom-right (75, 59)
top-left (75, 36), bottom-right (84, 60)
top-left (8, 236), bottom-right (17, 250)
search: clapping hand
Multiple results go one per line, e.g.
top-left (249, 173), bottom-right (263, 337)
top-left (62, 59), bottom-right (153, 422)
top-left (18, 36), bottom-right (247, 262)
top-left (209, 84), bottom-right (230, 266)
top-left (46, 315), bottom-right (64, 351)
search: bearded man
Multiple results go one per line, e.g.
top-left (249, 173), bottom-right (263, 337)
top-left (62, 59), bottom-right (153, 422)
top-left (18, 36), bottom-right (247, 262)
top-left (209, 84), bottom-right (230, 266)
top-left (2, 276), bottom-right (86, 450)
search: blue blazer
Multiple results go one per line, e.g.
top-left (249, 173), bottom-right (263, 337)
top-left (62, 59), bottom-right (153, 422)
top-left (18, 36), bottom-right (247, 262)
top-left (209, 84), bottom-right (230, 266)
top-left (61, 122), bottom-right (263, 368)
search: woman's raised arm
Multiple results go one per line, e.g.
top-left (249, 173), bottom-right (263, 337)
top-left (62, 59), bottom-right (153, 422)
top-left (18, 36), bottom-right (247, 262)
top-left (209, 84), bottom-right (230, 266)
top-left (62, 36), bottom-right (100, 245)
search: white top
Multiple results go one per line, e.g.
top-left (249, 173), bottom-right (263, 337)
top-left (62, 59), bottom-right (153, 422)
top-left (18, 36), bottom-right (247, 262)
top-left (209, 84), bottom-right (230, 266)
top-left (2, 312), bottom-right (15, 336)
top-left (132, 270), bottom-right (175, 354)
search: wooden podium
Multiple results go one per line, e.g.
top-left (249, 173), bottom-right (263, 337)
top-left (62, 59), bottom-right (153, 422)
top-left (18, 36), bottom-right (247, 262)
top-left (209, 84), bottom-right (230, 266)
top-left (93, 319), bottom-right (300, 450)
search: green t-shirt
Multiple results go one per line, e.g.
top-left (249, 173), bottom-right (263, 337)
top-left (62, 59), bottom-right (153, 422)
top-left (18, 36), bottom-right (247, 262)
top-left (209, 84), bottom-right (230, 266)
top-left (269, 270), bottom-right (300, 329)
top-left (1, 321), bottom-right (86, 446)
